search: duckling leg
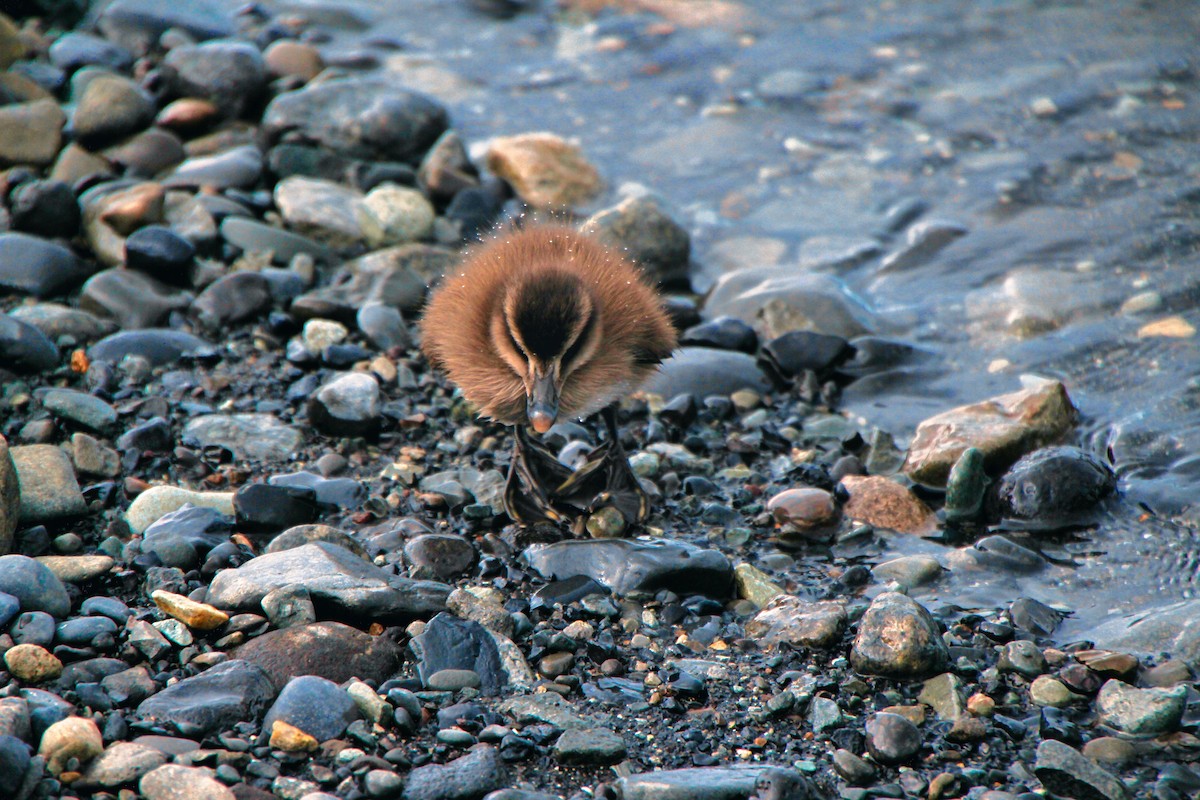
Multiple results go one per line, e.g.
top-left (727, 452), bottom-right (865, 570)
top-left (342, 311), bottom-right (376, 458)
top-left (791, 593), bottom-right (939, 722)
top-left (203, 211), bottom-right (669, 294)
top-left (503, 425), bottom-right (573, 524)
top-left (553, 404), bottom-right (650, 526)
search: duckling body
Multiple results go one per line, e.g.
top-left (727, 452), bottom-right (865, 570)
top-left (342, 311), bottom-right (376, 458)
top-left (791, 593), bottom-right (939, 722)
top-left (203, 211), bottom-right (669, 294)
top-left (420, 224), bottom-right (677, 526)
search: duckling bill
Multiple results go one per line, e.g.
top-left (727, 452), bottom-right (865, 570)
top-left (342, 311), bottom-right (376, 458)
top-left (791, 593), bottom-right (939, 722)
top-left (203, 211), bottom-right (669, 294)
top-left (420, 224), bottom-right (677, 529)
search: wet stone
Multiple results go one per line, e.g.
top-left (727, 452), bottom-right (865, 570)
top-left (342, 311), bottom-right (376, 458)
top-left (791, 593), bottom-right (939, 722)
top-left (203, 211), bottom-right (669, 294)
top-left (524, 538), bottom-right (732, 598)
top-left (401, 746), bottom-right (505, 800)
top-left (152, 589), bottom-right (228, 630)
top-left (124, 226), bottom-right (196, 285)
top-left (72, 432), bottom-right (121, 478)
top-left (997, 640), bottom-right (1046, 679)
top-left (357, 303), bottom-right (412, 351)
top-left (41, 388), bottom-right (117, 433)
top-left (767, 487), bottom-right (839, 537)
top-left (1030, 676), bottom-right (1073, 708)
top-left (89, 329), bottom-right (214, 367)
top-left (234, 483), bottom-right (318, 532)
top-left (760, 330), bottom-right (851, 380)
top-left (12, 611), bottom-right (55, 646)
top-left (117, 417), bottom-right (172, 453)
top-left (680, 316), bottom-right (758, 352)
top-left (405, 533), bottom-right (476, 580)
top-left (165, 144), bottom-right (263, 190)
top-left (1010, 597), bottom-right (1066, 636)
top-left (0, 314), bottom-right (60, 373)
top-left (645, 347), bottom-right (773, 400)
top-left (704, 268), bottom-right (875, 340)
top-left (1034, 739), bottom-right (1130, 800)
top-left (136, 659), bottom-right (276, 737)
top-left (139, 763), bottom-right (236, 800)
top-left (10, 445), bottom-right (85, 523)
top-left (80, 268), bottom-right (192, 329)
top-left (125, 486), bottom-right (235, 534)
top-left (841, 475), bottom-right (937, 535)
top-left (745, 596), bottom-right (846, 648)
top-left (872, 555), bottom-right (944, 589)
top-left (268, 472), bottom-right (366, 510)
top-left (233, 621), bottom-right (404, 688)
top-left (733, 562), bottom-right (784, 608)
top-left (1096, 679), bottom-right (1187, 737)
top-left (358, 183), bottom-right (436, 246)
top-left (141, 504), bottom-right (232, 568)
top-left (262, 675), bottom-right (360, 743)
top-left (76, 741), bottom-right (166, 790)
top-left (553, 727), bottom-right (626, 765)
top-left (614, 765), bottom-right (772, 800)
top-left (219, 216), bottom-right (333, 265)
top-left (39, 715), bottom-right (102, 776)
top-left (263, 77), bottom-right (449, 162)
top-left (9, 180), bottom-right (82, 240)
top-left (832, 749), bottom-right (876, 786)
top-left (944, 447), bottom-right (989, 522)
top-left (182, 413), bottom-right (303, 463)
top-left (0, 735), bottom-right (31, 799)
top-left (261, 584), bottom-right (317, 629)
top-left (162, 39), bottom-right (267, 119)
top-left (72, 73), bottom-right (155, 146)
top-left (851, 592), bottom-right (949, 679)
top-left (10, 304), bottom-right (116, 344)
top-left (264, 523), bottom-right (365, 556)
top-left (428, 669), bottom-right (482, 692)
top-left (308, 372), bottom-right (382, 437)
top-left (412, 613), bottom-right (507, 695)
top-left (206, 541), bottom-right (450, 621)
top-left (866, 712), bottom-right (922, 764)
top-left (995, 446), bottom-right (1116, 530)
top-left (0, 554), bottom-right (70, 617)
top-left (582, 195), bottom-right (690, 284)
top-left (275, 176), bottom-right (365, 245)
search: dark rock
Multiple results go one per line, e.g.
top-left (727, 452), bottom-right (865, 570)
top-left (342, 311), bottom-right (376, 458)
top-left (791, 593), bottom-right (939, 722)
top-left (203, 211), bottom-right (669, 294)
top-left (234, 483), bottom-right (319, 533)
top-left (117, 417), bottom-right (173, 452)
top-left (679, 316), bottom-right (757, 353)
top-left (268, 472), bottom-right (366, 510)
top-left (206, 541), bottom-right (450, 621)
top-left (72, 74), bottom-right (155, 145)
top-left (1010, 597), bottom-right (1065, 637)
top-left (219, 216), bottom-right (333, 265)
top-left (181, 413), bottom-right (301, 463)
top-left (0, 314), bottom-right (60, 373)
top-left (865, 712), bottom-right (922, 764)
top-left (12, 611), bottom-right (55, 646)
top-left (411, 613), bottom-right (507, 695)
top-left (136, 659), bottom-right (276, 737)
top-left (0, 233), bottom-right (89, 298)
top-left (124, 226), bottom-right (196, 285)
top-left (751, 767), bottom-right (820, 800)
top-left (55, 615), bottom-right (118, 646)
top-left (262, 77), bottom-right (449, 163)
top-left (40, 388), bottom-right (117, 432)
top-left (191, 272), bottom-right (273, 329)
top-left (401, 745), bottom-right (505, 800)
top-left (48, 32), bottom-right (134, 73)
top-left (995, 446), bottom-right (1116, 530)
top-left (405, 534), bottom-right (476, 580)
top-left (759, 330), bottom-right (851, 381)
top-left (261, 675), bottom-right (361, 743)
top-left (1034, 739), bottom-right (1130, 800)
top-left (418, 130), bottom-right (480, 203)
top-left (0, 735), bottom-right (31, 799)
top-left (89, 329), bottom-right (215, 367)
top-left (233, 621), bottom-right (405, 689)
top-left (165, 144), bottom-right (263, 190)
top-left (523, 539), bottom-right (733, 598)
top-left (357, 303), bottom-right (412, 352)
top-left (9, 180), bottom-right (82, 239)
top-left (162, 39), bottom-right (267, 118)
top-left (104, 127), bottom-right (187, 178)
top-left (142, 505), bottom-right (233, 567)
top-left (553, 727), bottom-right (626, 765)
top-left (97, 0), bottom-right (238, 55)
top-left (9, 304), bottom-right (116, 344)
top-left (851, 592), bottom-right (949, 679)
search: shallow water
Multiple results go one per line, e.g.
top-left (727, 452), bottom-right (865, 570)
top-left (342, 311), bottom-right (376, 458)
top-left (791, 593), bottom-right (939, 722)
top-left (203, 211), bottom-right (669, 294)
top-left (296, 0), bottom-right (1200, 634)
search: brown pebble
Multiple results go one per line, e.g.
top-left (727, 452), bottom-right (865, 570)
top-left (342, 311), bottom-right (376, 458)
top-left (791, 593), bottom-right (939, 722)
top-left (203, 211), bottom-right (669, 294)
top-left (841, 475), bottom-right (938, 535)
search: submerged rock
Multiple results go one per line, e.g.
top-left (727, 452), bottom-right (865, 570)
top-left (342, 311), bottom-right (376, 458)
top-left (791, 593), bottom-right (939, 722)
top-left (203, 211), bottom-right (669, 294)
top-left (994, 445), bottom-right (1116, 530)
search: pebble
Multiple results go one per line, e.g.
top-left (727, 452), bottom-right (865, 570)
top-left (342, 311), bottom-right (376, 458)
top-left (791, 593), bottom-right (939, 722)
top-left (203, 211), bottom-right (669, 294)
top-left (124, 225), bottom-right (195, 284)
top-left (35, 554), bottom-right (114, 583)
top-left (263, 40), bottom-right (325, 82)
top-left (162, 40), bottom-right (267, 118)
top-left (486, 132), bottom-right (602, 209)
top-left (1034, 739), bottom-right (1130, 800)
top-left (270, 719), bottom-right (318, 753)
top-left (39, 715), bottom-right (103, 776)
top-left (274, 176), bottom-right (366, 245)
top-left (745, 596), bottom-right (846, 648)
top-left (704, 268), bottom-right (874, 340)
top-left (182, 413), bottom-right (303, 463)
top-left (851, 592), bottom-right (949, 679)
top-left (72, 73), bottom-right (155, 145)
top-left (400, 746), bottom-right (505, 800)
top-left (614, 766), bottom-right (773, 800)
top-left (405, 533), bottom-right (477, 580)
top-left (9, 180), bottom-right (82, 240)
top-left (41, 388), bottom-right (117, 432)
top-left (261, 584), bottom-right (316, 629)
top-left (1081, 736), bottom-right (1137, 767)
top-left (427, 669), bottom-right (483, 692)
top-left (89, 328), bottom-right (213, 366)
top-left (0, 314), bottom-right (60, 373)
top-left (732, 562), bottom-right (785, 608)
top-left (71, 432), bottom-right (121, 478)
top-left (524, 538), bottom-right (732, 598)
top-left (841, 475), bottom-right (938, 535)
top-left (151, 589), bottom-right (229, 630)
top-left (308, 372), bottom-right (384, 437)
top-left (645, 347), bottom-right (774, 399)
top-left (262, 675), bottom-right (361, 743)
top-left (48, 31), bottom-right (133, 73)
top-left (4, 642), bottom-right (63, 682)
top-left (581, 195), bottom-right (690, 284)
top-left (166, 144), bottom-right (263, 190)
top-left (553, 727), bottom-right (626, 765)
top-left (0, 554), bottom-right (71, 617)
top-left (233, 621), bottom-right (404, 687)
top-left (680, 316), bottom-right (758, 353)
top-left (832, 749), bottom-right (876, 785)
top-left (997, 640), bottom-right (1047, 678)
top-left (220, 216), bottom-right (333, 265)
top-left (412, 613), bottom-right (508, 695)
top-left (0, 437), bottom-right (17, 553)
top-left (866, 711), bottom-right (922, 764)
top-left (995, 446), bottom-right (1116, 530)
top-left (1029, 675), bottom-right (1073, 708)
top-left (76, 741), bottom-right (166, 789)
top-left (125, 486), bottom-right (235, 534)
top-left (139, 763), bottom-right (236, 800)
top-left (0, 99), bottom-right (65, 166)
top-left (0, 232), bottom-right (91, 301)
top-left (358, 183), bottom-right (436, 246)
top-left (79, 268), bottom-right (192, 329)
top-left (766, 487), bottom-right (838, 536)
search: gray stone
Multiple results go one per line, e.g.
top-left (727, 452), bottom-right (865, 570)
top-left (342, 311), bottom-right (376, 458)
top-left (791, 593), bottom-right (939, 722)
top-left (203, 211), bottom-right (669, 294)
top-left (41, 389), bottom-right (117, 433)
top-left (97, 0), bottom-right (238, 54)
top-left (308, 373), bottom-right (382, 437)
top-left (275, 176), bottom-right (365, 246)
top-left (0, 555), bottom-right (70, 618)
top-left (614, 766), bottom-right (773, 800)
top-left (401, 745), bottom-right (505, 800)
top-left (72, 74), bottom-right (155, 144)
top-left (0, 436), bottom-right (17, 554)
top-left (262, 675), bottom-right (360, 743)
top-left (90, 329), bottom-right (214, 367)
top-left (80, 268), bottom-right (193, 330)
top-left (162, 39), bottom-right (267, 118)
top-left (553, 727), bottom-right (626, 765)
top-left (0, 99), bottom-right (64, 166)
top-left (72, 433), bottom-right (122, 478)
top-left (206, 542), bottom-right (449, 621)
top-left (997, 640), bottom-right (1047, 679)
top-left (357, 303), bottom-right (412, 352)
top-left (10, 304), bottom-right (116, 343)
top-left (524, 538), bottom-right (733, 598)
top-left (703, 267), bottom-right (876, 340)
top-left (139, 763), bottom-right (235, 800)
top-left (10, 445), bottom-right (86, 523)
top-left (1096, 678), bottom-right (1187, 738)
top-left (581, 195), bottom-right (690, 284)
top-left (865, 712), bottom-right (922, 764)
top-left (644, 347), bottom-right (773, 400)
top-left (136, 659), bottom-right (276, 737)
top-left (0, 314), bottom-right (60, 373)
top-left (1091, 599), bottom-right (1200, 669)
top-left (358, 183), bottom-right (435, 247)
top-left (219, 217), bottom-right (333, 265)
top-left (165, 144), bottom-right (263, 190)
top-left (1034, 739), bottom-right (1129, 800)
top-left (0, 234), bottom-right (90, 298)
top-left (182, 414), bottom-right (303, 463)
top-left (77, 741), bottom-right (167, 789)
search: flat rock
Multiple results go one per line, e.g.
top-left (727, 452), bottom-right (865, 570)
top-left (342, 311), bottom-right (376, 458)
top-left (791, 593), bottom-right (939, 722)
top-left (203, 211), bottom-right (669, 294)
top-left (1034, 739), bottom-right (1130, 800)
top-left (35, 555), bottom-right (114, 583)
top-left (89, 329), bottom-right (215, 367)
top-left (11, 304), bottom-right (116, 343)
top-left (182, 414), bottom-right (303, 463)
top-left (745, 596), bottom-right (847, 648)
top-left (139, 763), bottom-right (236, 800)
top-left (80, 268), bottom-right (192, 329)
top-left (262, 77), bottom-right (448, 162)
top-left (903, 378), bottom-right (1078, 487)
top-left (0, 554), bottom-right (71, 617)
top-left (10, 445), bottom-right (86, 523)
top-left (206, 542), bottom-right (450, 621)
top-left (165, 144), bottom-right (263, 190)
top-left (274, 176), bottom-right (365, 245)
top-left (553, 727), bottom-right (626, 765)
top-left (232, 621), bottom-right (404, 689)
top-left (219, 217), bottom-right (333, 265)
top-left (1096, 678), bottom-right (1187, 738)
top-left (0, 314), bottom-right (60, 373)
top-left (0, 99), bottom-right (65, 166)
top-left (41, 388), bottom-right (117, 433)
top-left (1091, 600), bottom-right (1200, 669)
top-left (524, 538), bottom-right (733, 598)
top-left (136, 659), bottom-right (276, 737)
top-left (76, 741), bottom-right (166, 789)
top-left (703, 267), bottom-right (876, 340)
top-left (126, 486), bottom-right (235, 534)
top-left (613, 765), bottom-right (772, 800)
top-left (486, 132), bottom-right (602, 209)
top-left (644, 347), bottom-right (773, 402)
top-left (841, 475), bottom-right (938, 535)
top-left (401, 745), bottom-right (505, 800)
top-left (0, 233), bottom-right (90, 297)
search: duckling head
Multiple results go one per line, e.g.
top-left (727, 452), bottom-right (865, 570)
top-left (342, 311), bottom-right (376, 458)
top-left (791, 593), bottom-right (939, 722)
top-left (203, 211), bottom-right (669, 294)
top-left (490, 269), bottom-right (602, 434)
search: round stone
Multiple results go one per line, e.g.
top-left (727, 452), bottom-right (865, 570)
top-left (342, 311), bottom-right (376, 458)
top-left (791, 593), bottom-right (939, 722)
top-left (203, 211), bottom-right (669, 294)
top-left (308, 372), bottom-right (382, 437)
top-left (865, 712), bottom-right (922, 764)
top-left (358, 184), bottom-right (436, 246)
top-left (124, 226), bottom-right (196, 284)
top-left (3, 643), bottom-right (63, 682)
top-left (38, 716), bottom-right (102, 776)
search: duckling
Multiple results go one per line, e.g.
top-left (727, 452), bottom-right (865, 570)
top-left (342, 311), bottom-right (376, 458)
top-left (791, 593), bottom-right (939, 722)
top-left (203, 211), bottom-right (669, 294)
top-left (420, 224), bottom-right (677, 528)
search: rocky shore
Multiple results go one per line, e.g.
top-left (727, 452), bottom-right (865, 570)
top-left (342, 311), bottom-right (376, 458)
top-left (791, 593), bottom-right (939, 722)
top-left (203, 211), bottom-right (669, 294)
top-left (1, 3), bottom-right (1198, 800)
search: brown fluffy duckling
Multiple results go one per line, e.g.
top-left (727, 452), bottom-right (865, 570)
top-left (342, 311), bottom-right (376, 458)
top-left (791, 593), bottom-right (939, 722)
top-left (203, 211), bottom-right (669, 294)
top-left (420, 224), bottom-right (677, 527)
